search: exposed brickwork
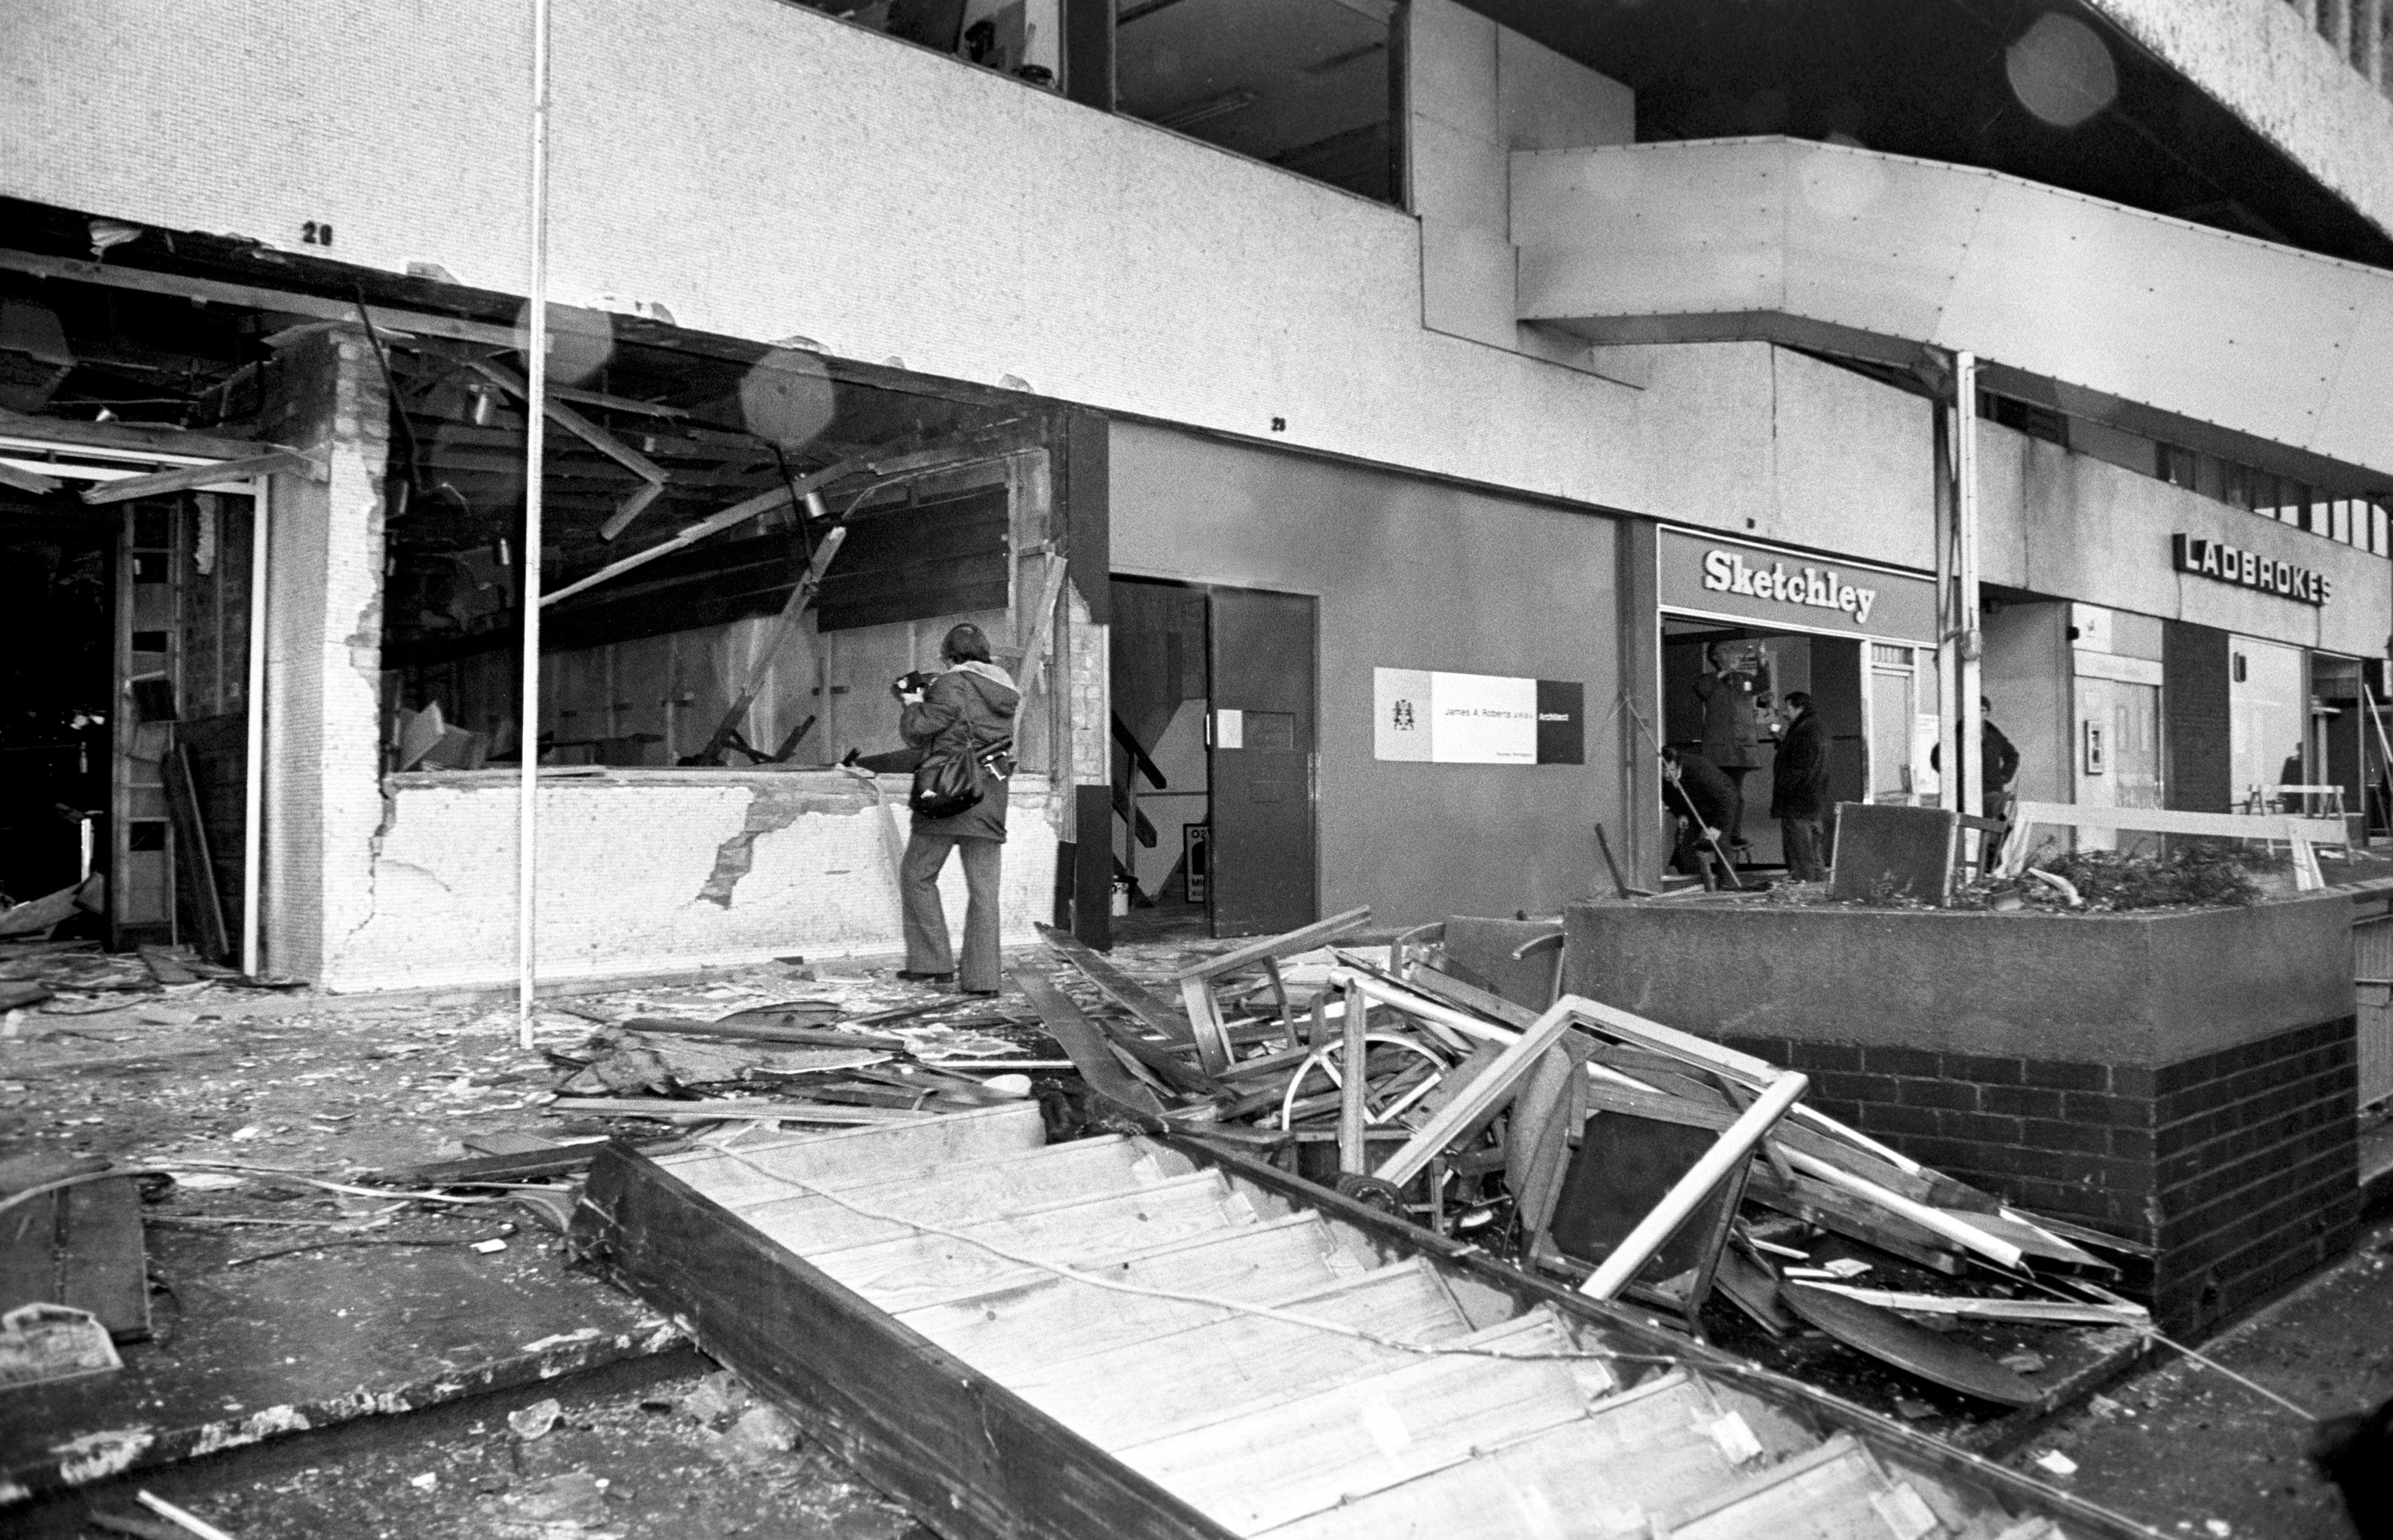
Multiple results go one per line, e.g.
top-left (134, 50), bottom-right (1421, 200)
top-left (1722, 1017), bottom-right (2360, 1337)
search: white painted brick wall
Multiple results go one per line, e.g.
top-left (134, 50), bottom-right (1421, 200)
top-left (327, 772), bottom-right (1060, 991)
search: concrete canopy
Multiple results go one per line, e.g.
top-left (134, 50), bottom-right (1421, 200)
top-left (1513, 137), bottom-right (2393, 491)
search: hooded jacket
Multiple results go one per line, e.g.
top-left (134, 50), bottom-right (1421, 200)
top-left (900, 660), bottom-right (1021, 840)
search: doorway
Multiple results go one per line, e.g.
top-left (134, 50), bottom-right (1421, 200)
top-left (1110, 577), bottom-right (1318, 939)
top-left (1660, 618), bottom-right (1896, 874)
top-left (0, 501), bottom-right (111, 928)
top-left (0, 462), bottom-right (255, 958)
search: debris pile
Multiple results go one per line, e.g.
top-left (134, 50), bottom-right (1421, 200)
top-left (1018, 910), bottom-right (2155, 1425)
top-left (519, 974), bottom-right (1063, 1143)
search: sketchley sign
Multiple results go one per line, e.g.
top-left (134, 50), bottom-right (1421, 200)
top-left (1656, 528), bottom-right (1938, 643)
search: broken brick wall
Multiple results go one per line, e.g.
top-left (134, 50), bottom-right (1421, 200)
top-left (318, 771), bottom-right (1059, 993)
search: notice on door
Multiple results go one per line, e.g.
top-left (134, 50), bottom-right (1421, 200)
top-left (1375, 669), bottom-right (1583, 765)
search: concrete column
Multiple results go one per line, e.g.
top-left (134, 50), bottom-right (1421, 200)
top-left (254, 325), bottom-right (393, 981)
top-left (2360, 0), bottom-right (2386, 83)
top-left (1615, 519), bottom-right (1662, 890)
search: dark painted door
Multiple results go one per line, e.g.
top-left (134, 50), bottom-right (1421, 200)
top-left (1208, 587), bottom-right (1316, 937)
top-left (1806, 636), bottom-right (1868, 812)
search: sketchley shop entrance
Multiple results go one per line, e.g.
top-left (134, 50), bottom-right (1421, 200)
top-left (1656, 529), bottom-right (1942, 876)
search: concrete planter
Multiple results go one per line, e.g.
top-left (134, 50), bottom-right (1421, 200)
top-left (1565, 893), bottom-right (2359, 1336)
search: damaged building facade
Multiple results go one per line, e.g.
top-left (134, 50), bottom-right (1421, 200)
top-left (3, 0), bottom-right (2393, 991)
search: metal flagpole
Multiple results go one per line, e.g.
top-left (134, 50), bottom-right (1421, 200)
top-left (516, 0), bottom-right (552, 1053)
top-left (1955, 351), bottom-right (1984, 857)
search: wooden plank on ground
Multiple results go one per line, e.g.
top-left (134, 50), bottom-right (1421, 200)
top-left (1171, 907), bottom-right (1373, 983)
top-left (1004, 1260), bottom-right (1475, 1451)
top-left (616, 1014), bottom-right (909, 1050)
top-left (547, 1096), bottom-right (934, 1125)
top-left (1038, 924), bottom-right (1197, 1045)
top-left (734, 1137), bottom-right (1184, 1251)
top-left (898, 1215), bottom-right (1361, 1376)
top-left (658, 1101), bottom-right (1046, 1205)
top-left (1119, 1317), bottom-right (1607, 1534)
top-left (1259, 1373), bottom-right (1747, 1540)
top-left (799, 1174), bottom-right (1257, 1311)
top-left (0, 1156), bottom-right (150, 1341)
top-left (1658, 1434), bottom-right (1893, 1540)
top-left (161, 745), bottom-right (230, 963)
top-left (1013, 968), bottom-right (1168, 1124)
top-left (571, 1145), bottom-right (1240, 1540)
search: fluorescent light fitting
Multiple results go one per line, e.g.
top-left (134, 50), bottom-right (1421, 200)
top-left (1157, 91), bottom-right (1260, 131)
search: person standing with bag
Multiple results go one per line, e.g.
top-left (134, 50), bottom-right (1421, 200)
top-left (893, 623), bottom-right (1019, 996)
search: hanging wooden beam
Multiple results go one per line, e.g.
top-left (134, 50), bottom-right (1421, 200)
top-left (684, 523), bottom-right (848, 765)
top-left (543, 466), bottom-right (849, 608)
top-left (0, 461), bottom-right (64, 495)
top-left (467, 359), bottom-right (668, 485)
top-left (0, 246), bottom-right (525, 349)
top-left (600, 478), bottom-right (667, 541)
top-left (79, 449), bottom-right (322, 504)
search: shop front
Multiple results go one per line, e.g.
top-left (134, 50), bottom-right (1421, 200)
top-left (1972, 426), bottom-right (2393, 849)
top-left (1106, 422), bottom-right (1628, 935)
top-left (1652, 527), bottom-right (1943, 873)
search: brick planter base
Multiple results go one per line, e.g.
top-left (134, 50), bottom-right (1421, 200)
top-left (1566, 894), bottom-right (2359, 1337)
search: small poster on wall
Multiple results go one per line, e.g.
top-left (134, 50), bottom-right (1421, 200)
top-left (1375, 668), bottom-right (1584, 765)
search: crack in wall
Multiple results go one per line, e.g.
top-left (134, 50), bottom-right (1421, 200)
top-left (698, 785), bottom-right (873, 907)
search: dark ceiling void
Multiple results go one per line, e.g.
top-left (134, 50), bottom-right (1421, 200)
top-left (0, 199), bottom-right (1061, 678)
top-left (1459, 0), bottom-right (2393, 271)
top-left (1118, 0), bottom-right (1399, 203)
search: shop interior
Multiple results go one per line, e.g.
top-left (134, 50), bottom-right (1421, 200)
top-left (380, 338), bottom-right (1066, 782)
top-left (1662, 618), bottom-right (1930, 877)
top-left (1110, 578), bottom-right (1212, 934)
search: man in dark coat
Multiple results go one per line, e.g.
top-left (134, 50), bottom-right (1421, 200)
top-left (1660, 747), bottom-right (1738, 881)
top-left (1694, 641), bottom-right (1769, 847)
top-left (893, 623), bottom-right (1019, 996)
top-left (1771, 690), bottom-right (1832, 880)
top-left (1929, 698), bottom-right (2022, 816)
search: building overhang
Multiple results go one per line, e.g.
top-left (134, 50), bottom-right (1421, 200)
top-left (1513, 137), bottom-right (2393, 494)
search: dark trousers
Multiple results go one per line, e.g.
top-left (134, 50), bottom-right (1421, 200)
top-left (1720, 768), bottom-right (1750, 844)
top-left (900, 831), bottom-right (1004, 991)
top-left (1781, 817), bottom-right (1829, 882)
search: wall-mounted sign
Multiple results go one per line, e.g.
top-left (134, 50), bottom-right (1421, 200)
top-left (1374, 669), bottom-right (1583, 765)
top-left (2083, 720), bottom-right (2106, 775)
top-left (1656, 529), bottom-right (1938, 643)
top-left (2172, 535), bottom-right (2330, 606)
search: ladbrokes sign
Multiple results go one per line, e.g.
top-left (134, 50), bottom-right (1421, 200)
top-left (2172, 535), bottom-right (2330, 606)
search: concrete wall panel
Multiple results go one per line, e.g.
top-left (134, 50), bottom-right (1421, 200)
top-left (1496, 26), bottom-right (1635, 152)
top-left (1976, 421), bottom-right (2390, 658)
top-left (1110, 423), bottom-right (1622, 927)
top-left (0, 2), bottom-right (1945, 563)
top-left (1515, 137), bottom-right (2393, 480)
